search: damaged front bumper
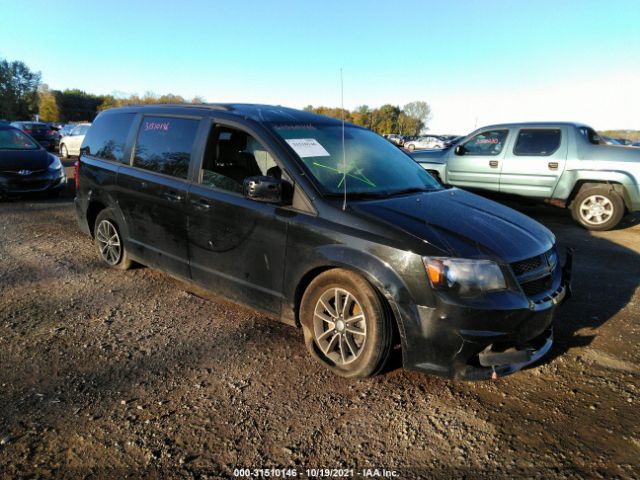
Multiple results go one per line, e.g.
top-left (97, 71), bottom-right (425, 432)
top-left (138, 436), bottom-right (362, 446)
top-left (402, 249), bottom-right (573, 380)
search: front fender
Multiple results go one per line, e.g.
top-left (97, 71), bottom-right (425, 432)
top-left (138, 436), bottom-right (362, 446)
top-left (417, 162), bottom-right (447, 182)
top-left (284, 244), bottom-right (426, 361)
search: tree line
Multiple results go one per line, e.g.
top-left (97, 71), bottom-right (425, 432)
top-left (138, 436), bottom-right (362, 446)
top-left (1, 56), bottom-right (434, 134)
top-left (1, 56), bottom-right (204, 123)
top-left (304, 101), bottom-right (431, 136)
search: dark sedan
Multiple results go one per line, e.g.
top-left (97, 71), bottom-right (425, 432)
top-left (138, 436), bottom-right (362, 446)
top-left (0, 125), bottom-right (66, 197)
top-left (10, 121), bottom-right (60, 151)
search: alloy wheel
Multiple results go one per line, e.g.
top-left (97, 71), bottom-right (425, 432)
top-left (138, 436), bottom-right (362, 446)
top-left (96, 219), bottom-right (122, 265)
top-left (579, 194), bottom-right (614, 225)
top-left (313, 288), bottom-right (367, 365)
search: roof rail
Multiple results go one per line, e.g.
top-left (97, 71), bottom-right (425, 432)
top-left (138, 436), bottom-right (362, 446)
top-left (121, 103), bottom-right (234, 111)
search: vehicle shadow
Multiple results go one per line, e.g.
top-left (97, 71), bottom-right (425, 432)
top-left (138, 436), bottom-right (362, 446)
top-left (509, 203), bottom-right (640, 365)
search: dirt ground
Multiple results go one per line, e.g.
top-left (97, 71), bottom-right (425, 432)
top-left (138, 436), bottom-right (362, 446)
top-left (0, 175), bottom-right (639, 479)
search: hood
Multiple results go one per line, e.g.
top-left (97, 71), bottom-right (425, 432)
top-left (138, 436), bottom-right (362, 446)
top-left (351, 188), bottom-right (554, 263)
top-left (0, 148), bottom-right (50, 172)
top-left (410, 149), bottom-right (449, 164)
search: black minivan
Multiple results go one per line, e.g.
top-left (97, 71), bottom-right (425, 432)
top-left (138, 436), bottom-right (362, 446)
top-left (75, 104), bottom-right (571, 380)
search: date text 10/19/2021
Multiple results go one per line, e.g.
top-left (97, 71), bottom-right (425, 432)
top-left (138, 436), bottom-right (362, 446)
top-left (233, 468), bottom-right (399, 478)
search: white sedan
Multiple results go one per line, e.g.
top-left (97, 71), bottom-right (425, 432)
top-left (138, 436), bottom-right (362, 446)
top-left (59, 123), bottom-right (91, 158)
top-left (404, 135), bottom-right (445, 151)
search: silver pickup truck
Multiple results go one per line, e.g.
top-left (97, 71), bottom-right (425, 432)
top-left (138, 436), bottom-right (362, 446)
top-left (412, 122), bottom-right (640, 230)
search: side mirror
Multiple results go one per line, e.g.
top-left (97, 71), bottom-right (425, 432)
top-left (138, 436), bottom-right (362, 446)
top-left (243, 176), bottom-right (287, 204)
top-left (454, 145), bottom-right (466, 156)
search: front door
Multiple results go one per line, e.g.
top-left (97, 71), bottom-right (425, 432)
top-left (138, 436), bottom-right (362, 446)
top-left (117, 114), bottom-right (201, 278)
top-left (445, 129), bottom-right (509, 191)
top-left (499, 127), bottom-right (568, 198)
top-left (186, 122), bottom-right (288, 315)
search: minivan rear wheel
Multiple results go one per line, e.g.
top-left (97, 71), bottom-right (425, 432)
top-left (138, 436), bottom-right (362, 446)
top-left (570, 185), bottom-right (625, 231)
top-left (300, 269), bottom-right (392, 377)
top-left (94, 209), bottom-right (132, 270)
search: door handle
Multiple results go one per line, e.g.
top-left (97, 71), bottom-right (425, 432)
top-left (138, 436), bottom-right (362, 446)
top-left (164, 191), bottom-right (183, 202)
top-left (548, 162), bottom-right (559, 170)
top-left (489, 160), bottom-right (499, 168)
top-left (190, 198), bottom-right (211, 210)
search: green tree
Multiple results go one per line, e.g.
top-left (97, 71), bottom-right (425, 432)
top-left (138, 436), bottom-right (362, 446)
top-left (0, 58), bottom-right (41, 120)
top-left (371, 104), bottom-right (400, 134)
top-left (351, 105), bottom-right (372, 129)
top-left (403, 101), bottom-right (431, 131)
top-left (97, 95), bottom-right (119, 111)
top-left (55, 89), bottom-right (104, 122)
top-left (38, 84), bottom-right (59, 122)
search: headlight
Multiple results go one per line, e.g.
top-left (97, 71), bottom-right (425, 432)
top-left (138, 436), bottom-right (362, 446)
top-left (48, 155), bottom-right (62, 171)
top-left (423, 257), bottom-right (506, 296)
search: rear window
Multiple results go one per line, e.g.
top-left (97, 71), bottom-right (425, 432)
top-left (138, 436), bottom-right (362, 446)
top-left (81, 113), bottom-right (135, 163)
top-left (514, 129), bottom-right (561, 156)
top-left (578, 127), bottom-right (602, 145)
top-left (132, 116), bottom-right (200, 179)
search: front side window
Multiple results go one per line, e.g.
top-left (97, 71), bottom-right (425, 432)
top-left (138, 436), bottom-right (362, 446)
top-left (81, 113), bottom-right (135, 163)
top-left (514, 129), bottom-right (561, 156)
top-left (463, 130), bottom-right (508, 156)
top-left (133, 116), bottom-right (199, 179)
top-left (272, 124), bottom-right (441, 196)
top-left (200, 125), bottom-right (280, 193)
top-left (0, 128), bottom-right (40, 150)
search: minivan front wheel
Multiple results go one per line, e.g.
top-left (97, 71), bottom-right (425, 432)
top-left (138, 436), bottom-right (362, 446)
top-left (300, 269), bottom-right (392, 377)
top-left (94, 209), bottom-right (132, 270)
top-left (571, 185), bottom-right (624, 231)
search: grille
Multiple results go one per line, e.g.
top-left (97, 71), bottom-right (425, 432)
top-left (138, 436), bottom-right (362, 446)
top-left (521, 275), bottom-right (552, 297)
top-left (511, 254), bottom-right (544, 276)
top-left (1, 169), bottom-right (47, 176)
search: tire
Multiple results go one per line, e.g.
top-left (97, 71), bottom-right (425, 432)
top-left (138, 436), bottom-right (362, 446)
top-left (570, 185), bottom-right (625, 231)
top-left (407, 144), bottom-right (415, 151)
top-left (94, 209), bottom-right (132, 270)
top-left (60, 143), bottom-right (68, 159)
top-left (46, 189), bottom-right (61, 198)
top-left (300, 269), bottom-right (393, 378)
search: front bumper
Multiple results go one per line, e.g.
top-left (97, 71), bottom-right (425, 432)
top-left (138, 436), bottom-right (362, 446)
top-left (0, 169), bottom-right (66, 195)
top-left (401, 250), bottom-right (572, 380)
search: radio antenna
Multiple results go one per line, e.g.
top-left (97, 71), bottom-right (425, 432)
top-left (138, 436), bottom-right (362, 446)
top-left (341, 67), bottom-right (347, 211)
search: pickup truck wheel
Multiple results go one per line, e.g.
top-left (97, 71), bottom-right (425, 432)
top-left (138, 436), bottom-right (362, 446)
top-left (94, 209), bottom-right (132, 270)
top-left (571, 186), bottom-right (624, 231)
top-left (300, 269), bottom-right (392, 378)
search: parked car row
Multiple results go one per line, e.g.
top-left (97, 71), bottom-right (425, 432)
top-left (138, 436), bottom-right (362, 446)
top-left (4, 120), bottom-right (91, 157)
top-left (384, 133), bottom-right (463, 151)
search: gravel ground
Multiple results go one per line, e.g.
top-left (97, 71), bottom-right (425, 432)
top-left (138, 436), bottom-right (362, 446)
top-left (0, 179), bottom-right (638, 479)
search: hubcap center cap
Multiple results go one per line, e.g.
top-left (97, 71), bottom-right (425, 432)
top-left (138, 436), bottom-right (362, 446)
top-left (335, 319), bottom-right (345, 333)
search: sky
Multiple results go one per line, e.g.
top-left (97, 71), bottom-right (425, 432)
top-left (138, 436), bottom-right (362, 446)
top-left (1, 0), bottom-right (639, 133)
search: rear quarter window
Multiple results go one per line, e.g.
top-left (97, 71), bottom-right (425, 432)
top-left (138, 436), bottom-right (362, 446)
top-left (132, 116), bottom-right (200, 179)
top-left (514, 129), bottom-right (561, 156)
top-left (81, 113), bottom-right (136, 163)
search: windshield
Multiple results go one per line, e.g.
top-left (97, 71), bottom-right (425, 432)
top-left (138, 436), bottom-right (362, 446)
top-left (272, 124), bottom-right (441, 196)
top-left (0, 128), bottom-right (40, 150)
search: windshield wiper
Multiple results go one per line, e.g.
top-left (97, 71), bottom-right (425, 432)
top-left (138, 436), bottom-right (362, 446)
top-left (388, 187), bottom-right (436, 196)
top-left (326, 191), bottom-right (390, 199)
